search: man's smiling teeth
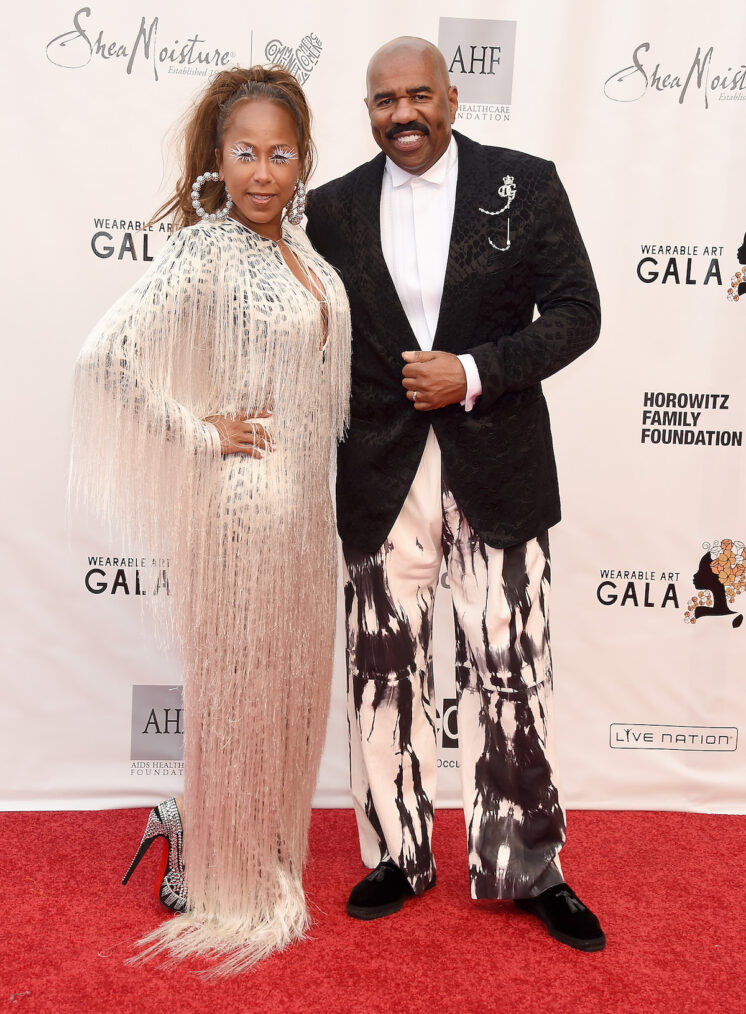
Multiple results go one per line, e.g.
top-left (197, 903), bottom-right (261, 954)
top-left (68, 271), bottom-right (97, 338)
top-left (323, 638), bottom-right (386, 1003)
top-left (396, 134), bottom-right (422, 146)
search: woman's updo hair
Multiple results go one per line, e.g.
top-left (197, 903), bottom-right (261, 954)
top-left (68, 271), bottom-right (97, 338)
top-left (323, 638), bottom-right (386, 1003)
top-left (152, 66), bottom-right (315, 230)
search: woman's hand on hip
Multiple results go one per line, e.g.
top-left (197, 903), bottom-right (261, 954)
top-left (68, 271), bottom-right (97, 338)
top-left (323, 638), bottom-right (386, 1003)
top-left (204, 412), bottom-right (274, 457)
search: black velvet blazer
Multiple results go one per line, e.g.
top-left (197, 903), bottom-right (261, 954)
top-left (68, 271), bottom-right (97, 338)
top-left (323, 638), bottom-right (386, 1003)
top-left (306, 130), bottom-right (601, 553)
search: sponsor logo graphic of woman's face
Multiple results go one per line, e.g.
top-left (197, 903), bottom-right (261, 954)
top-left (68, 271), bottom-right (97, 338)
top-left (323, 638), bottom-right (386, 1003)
top-left (737, 233), bottom-right (746, 265)
top-left (686, 539), bottom-right (744, 627)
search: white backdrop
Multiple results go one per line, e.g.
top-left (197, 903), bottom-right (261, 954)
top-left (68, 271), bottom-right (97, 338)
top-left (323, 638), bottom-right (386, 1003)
top-left (2, 0), bottom-right (744, 812)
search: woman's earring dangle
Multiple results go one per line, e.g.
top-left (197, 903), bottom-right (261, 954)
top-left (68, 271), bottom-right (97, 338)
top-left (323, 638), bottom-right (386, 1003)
top-left (191, 171), bottom-right (233, 222)
top-left (286, 179), bottom-right (306, 226)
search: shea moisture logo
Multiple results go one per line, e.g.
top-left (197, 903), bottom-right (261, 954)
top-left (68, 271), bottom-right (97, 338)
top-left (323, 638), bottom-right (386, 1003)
top-left (604, 42), bottom-right (746, 107)
top-left (265, 33), bottom-right (322, 86)
top-left (46, 7), bottom-right (236, 81)
top-left (640, 391), bottom-right (742, 448)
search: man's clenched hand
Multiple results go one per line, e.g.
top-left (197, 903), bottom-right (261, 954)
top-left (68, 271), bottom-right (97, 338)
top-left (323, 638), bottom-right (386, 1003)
top-left (401, 350), bottom-right (467, 411)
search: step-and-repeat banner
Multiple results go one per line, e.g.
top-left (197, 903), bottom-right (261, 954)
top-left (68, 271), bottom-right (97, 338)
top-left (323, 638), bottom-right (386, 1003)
top-left (2, 0), bottom-right (744, 812)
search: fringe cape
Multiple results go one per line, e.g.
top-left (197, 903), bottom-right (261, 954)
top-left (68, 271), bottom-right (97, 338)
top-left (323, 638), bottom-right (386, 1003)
top-left (71, 218), bottom-right (350, 974)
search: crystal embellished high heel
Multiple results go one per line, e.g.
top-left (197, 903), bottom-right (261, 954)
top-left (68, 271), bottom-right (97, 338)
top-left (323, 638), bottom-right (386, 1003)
top-left (122, 797), bottom-right (188, 912)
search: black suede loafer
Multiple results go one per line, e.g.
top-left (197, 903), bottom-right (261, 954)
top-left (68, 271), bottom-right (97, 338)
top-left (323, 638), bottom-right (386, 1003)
top-left (346, 859), bottom-right (435, 920)
top-left (514, 883), bottom-right (606, 951)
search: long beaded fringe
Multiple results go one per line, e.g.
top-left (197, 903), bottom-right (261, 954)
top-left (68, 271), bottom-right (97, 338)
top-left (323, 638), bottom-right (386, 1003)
top-left (71, 219), bottom-right (350, 975)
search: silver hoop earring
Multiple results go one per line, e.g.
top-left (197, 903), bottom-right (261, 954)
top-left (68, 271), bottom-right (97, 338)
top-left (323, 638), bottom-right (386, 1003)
top-left (286, 180), bottom-right (306, 226)
top-left (191, 171), bottom-right (233, 222)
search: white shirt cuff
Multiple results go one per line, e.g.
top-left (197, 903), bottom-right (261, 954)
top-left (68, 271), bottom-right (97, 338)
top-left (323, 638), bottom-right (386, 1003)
top-left (457, 354), bottom-right (482, 412)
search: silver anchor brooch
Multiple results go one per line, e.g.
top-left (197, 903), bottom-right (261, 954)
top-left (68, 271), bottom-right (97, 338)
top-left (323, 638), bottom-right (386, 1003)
top-left (479, 175), bottom-right (516, 251)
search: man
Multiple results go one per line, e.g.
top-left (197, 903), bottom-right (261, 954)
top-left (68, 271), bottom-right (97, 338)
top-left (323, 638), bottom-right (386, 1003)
top-left (306, 37), bottom-right (604, 951)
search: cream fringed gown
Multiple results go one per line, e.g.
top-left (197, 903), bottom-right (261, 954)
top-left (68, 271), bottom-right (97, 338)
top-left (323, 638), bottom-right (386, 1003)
top-left (71, 218), bottom-right (350, 975)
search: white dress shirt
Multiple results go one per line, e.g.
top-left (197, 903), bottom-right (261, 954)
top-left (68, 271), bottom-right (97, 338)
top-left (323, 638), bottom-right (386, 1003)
top-left (380, 136), bottom-right (482, 411)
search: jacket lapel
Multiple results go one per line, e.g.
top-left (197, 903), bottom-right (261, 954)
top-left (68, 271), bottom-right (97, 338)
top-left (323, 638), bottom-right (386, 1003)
top-left (350, 132), bottom-right (494, 355)
top-left (432, 130), bottom-right (490, 353)
top-left (352, 153), bottom-right (418, 351)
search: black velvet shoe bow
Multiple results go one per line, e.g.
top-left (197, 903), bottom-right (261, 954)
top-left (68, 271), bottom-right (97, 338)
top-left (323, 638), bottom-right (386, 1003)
top-left (346, 859), bottom-right (435, 920)
top-left (514, 883), bottom-right (606, 951)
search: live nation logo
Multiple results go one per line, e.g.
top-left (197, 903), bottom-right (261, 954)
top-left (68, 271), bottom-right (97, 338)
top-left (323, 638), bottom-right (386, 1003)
top-left (604, 42), bottom-right (746, 107)
top-left (131, 684), bottom-right (184, 772)
top-left (438, 17), bottom-right (515, 123)
top-left (46, 7), bottom-right (236, 81)
top-left (610, 724), bottom-right (738, 751)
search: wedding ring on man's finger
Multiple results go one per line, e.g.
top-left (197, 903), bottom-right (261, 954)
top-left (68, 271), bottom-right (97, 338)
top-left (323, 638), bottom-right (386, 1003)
top-left (412, 390), bottom-right (418, 403)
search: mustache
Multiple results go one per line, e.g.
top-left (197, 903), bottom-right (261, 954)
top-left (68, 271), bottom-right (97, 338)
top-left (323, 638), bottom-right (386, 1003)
top-left (385, 122), bottom-right (429, 140)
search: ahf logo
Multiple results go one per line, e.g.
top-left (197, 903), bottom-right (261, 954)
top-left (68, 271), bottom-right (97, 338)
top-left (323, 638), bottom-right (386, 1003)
top-left (438, 17), bottom-right (516, 108)
top-left (131, 684), bottom-right (184, 762)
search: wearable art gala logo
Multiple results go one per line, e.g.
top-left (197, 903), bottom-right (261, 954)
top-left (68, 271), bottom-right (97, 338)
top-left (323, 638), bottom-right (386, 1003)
top-left (596, 536), bottom-right (744, 629)
top-left (46, 7), bottom-right (236, 80)
top-left (438, 17), bottom-right (516, 122)
top-left (636, 229), bottom-right (746, 303)
top-left (604, 42), bottom-right (746, 107)
top-left (84, 555), bottom-right (170, 596)
top-left (90, 216), bottom-right (171, 263)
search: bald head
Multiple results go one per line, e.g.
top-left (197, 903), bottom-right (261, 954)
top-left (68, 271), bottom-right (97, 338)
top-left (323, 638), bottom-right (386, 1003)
top-left (364, 36), bottom-right (458, 176)
top-left (366, 37), bottom-right (451, 97)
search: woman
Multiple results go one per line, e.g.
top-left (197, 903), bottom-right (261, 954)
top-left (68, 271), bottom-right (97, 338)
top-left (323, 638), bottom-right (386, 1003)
top-left (71, 67), bottom-right (350, 974)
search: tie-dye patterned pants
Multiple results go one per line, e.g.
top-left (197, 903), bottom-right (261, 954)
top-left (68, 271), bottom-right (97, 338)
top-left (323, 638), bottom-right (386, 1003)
top-left (343, 429), bottom-right (566, 900)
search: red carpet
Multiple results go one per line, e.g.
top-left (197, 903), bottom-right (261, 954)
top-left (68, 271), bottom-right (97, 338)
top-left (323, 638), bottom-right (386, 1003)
top-left (3, 808), bottom-right (744, 1013)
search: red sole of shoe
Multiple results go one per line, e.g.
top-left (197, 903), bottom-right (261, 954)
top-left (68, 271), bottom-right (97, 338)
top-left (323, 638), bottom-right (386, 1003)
top-left (155, 838), bottom-right (168, 901)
